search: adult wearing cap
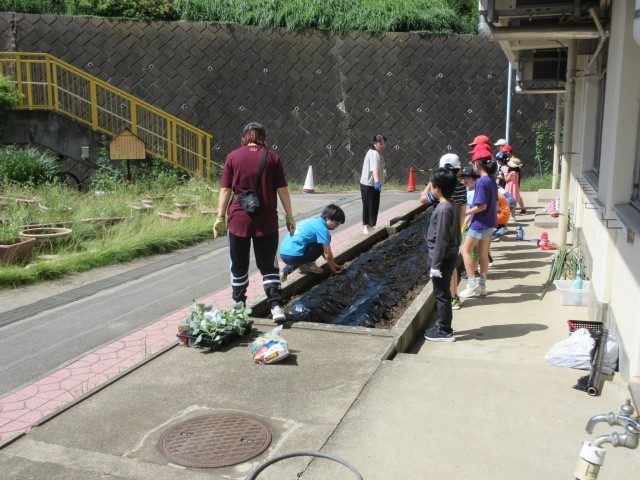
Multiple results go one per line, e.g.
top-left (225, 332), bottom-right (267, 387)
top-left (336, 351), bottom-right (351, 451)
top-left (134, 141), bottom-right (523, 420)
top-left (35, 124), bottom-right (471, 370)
top-left (459, 148), bottom-right (498, 298)
top-left (360, 133), bottom-right (387, 234)
top-left (420, 153), bottom-right (467, 310)
top-left (214, 122), bottom-right (295, 322)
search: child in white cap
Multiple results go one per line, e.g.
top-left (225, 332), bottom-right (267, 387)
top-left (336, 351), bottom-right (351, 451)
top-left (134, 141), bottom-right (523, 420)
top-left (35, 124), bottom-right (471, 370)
top-left (421, 153), bottom-right (467, 310)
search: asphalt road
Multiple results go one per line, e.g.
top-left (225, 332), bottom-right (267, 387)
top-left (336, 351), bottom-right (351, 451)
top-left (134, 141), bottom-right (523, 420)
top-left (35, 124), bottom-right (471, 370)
top-left (0, 191), bottom-right (418, 396)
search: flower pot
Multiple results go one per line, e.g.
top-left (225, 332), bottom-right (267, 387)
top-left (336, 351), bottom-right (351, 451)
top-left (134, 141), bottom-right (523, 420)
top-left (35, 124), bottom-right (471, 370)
top-left (158, 211), bottom-right (189, 220)
top-left (129, 204), bottom-right (154, 212)
top-left (18, 227), bottom-right (72, 244)
top-left (174, 202), bottom-right (195, 210)
top-left (0, 237), bottom-right (36, 266)
top-left (80, 216), bottom-right (131, 227)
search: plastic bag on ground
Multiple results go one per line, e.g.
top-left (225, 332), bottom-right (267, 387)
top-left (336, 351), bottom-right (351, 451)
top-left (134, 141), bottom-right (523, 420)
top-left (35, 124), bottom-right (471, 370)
top-left (545, 328), bottom-right (619, 374)
top-left (545, 328), bottom-right (594, 370)
top-left (251, 325), bottom-right (289, 364)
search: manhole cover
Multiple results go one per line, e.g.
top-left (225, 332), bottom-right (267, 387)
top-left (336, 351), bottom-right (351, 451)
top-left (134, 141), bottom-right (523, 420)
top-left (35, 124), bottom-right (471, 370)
top-left (158, 413), bottom-right (272, 468)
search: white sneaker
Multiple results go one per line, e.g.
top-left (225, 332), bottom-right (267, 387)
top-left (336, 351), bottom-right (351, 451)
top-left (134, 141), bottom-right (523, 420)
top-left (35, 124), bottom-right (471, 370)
top-left (362, 225), bottom-right (371, 234)
top-left (298, 262), bottom-right (323, 274)
top-left (478, 284), bottom-right (488, 296)
top-left (459, 283), bottom-right (482, 298)
top-left (271, 305), bottom-right (286, 322)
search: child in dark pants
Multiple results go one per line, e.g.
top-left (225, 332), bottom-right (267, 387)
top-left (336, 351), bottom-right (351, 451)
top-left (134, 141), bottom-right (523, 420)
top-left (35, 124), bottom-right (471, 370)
top-left (423, 168), bottom-right (462, 342)
top-left (279, 204), bottom-right (345, 281)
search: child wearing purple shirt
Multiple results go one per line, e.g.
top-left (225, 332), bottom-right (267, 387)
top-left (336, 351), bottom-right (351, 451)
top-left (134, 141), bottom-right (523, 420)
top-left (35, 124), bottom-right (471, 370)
top-left (459, 150), bottom-right (498, 298)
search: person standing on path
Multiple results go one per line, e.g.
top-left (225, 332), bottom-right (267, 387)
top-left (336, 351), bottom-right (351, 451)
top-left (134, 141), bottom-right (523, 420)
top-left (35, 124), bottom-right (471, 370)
top-left (213, 122), bottom-right (296, 322)
top-left (422, 168), bottom-right (461, 342)
top-left (420, 153), bottom-right (467, 310)
top-left (360, 133), bottom-right (387, 234)
top-left (505, 155), bottom-right (527, 214)
top-left (459, 148), bottom-right (498, 298)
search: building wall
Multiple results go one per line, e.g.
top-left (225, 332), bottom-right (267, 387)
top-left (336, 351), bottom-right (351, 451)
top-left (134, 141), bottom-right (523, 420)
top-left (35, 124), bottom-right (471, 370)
top-left (0, 12), bottom-right (555, 185)
top-left (571, 0), bottom-right (640, 380)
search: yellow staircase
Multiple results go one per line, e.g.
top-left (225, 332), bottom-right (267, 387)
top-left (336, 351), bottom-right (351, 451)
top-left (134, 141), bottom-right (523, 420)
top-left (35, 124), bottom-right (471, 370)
top-left (0, 52), bottom-right (213, 179)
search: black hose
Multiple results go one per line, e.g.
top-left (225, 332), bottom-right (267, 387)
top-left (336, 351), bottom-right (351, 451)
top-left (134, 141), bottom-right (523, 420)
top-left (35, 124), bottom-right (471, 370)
top-left (245, 450), bottom-right (363, 480)
top-left (587, 329), bottom-right (608, 396)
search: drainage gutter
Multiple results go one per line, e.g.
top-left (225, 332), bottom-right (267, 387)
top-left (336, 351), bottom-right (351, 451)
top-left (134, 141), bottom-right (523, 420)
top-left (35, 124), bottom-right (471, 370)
top-left (251, 203), bottom-right (438, 358)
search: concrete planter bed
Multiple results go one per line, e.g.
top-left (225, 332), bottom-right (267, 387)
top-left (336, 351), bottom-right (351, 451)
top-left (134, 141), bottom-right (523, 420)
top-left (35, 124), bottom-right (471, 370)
top-left (250, 204), bottom-right (438, 357)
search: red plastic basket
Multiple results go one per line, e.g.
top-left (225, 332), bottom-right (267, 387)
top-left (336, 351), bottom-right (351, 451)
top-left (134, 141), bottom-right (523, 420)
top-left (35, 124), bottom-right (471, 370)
top-left (567, 320), bottom-right (604, 335)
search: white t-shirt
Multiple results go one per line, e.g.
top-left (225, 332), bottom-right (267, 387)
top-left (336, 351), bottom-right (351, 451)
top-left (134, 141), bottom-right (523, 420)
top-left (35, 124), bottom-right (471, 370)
top-left (360, 149), bottom-right (385, 186)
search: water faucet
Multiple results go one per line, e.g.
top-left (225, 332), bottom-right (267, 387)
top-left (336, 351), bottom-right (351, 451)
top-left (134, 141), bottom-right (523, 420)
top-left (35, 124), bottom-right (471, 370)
top-left (575, 400), bottom-right (640, 479)
top-left (593, 424), bottom-right (640, 450)
top-left (585, 398), bottom-right (639, 434)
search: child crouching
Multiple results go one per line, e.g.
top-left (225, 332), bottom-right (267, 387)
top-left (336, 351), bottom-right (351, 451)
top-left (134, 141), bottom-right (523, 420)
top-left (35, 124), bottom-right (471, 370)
top-left (279, 204), bottom-right (345, 281)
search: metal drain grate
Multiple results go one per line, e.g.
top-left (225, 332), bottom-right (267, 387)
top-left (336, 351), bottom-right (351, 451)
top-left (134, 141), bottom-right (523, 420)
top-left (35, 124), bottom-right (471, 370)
top-left (158, 413), bottom-right (272, 468)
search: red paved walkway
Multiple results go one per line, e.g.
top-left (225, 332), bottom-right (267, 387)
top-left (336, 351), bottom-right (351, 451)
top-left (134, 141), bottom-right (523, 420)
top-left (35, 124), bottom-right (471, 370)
top-left (0, 200), bottom-right (417, 441)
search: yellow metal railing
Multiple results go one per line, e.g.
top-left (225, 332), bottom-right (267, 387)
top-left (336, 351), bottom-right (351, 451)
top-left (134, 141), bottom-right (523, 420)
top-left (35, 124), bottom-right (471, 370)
top-left (0, 52), bottom-right (213, 179)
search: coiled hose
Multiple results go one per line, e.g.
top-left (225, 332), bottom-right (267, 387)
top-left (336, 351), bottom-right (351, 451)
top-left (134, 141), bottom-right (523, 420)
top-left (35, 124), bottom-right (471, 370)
top-left (245, 450), bottom-right (363, 479)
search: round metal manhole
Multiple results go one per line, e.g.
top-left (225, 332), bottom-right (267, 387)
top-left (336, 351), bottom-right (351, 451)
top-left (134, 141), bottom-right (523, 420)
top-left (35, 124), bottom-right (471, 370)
top-left (158, 413), bottom-right (272, 468)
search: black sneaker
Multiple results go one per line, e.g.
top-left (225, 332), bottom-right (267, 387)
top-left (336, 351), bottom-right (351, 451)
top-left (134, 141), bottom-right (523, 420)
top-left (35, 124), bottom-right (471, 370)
top-left (424, 326), bottom-right (455, 343)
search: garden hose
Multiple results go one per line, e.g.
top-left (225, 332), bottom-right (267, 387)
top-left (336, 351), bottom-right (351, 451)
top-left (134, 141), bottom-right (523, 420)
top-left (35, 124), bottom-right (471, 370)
top-left (245, 450), bottom-right (364, 480)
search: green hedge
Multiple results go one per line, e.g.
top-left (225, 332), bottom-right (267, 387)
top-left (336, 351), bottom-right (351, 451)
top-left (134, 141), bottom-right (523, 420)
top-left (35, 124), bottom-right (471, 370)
top-left (0, 0), bottom-right (478, 33)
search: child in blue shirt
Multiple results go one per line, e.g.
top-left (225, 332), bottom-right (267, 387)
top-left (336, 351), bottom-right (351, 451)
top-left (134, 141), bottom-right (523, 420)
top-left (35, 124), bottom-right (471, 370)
top-left (279, 204), bottom-right (345, 281)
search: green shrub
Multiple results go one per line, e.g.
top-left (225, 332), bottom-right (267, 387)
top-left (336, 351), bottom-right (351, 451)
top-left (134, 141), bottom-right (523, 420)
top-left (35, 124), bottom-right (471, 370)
top-left (0, 0), bottom-right (65, 14)
top-left (0, 146), bottom-right (63, 185)
top-left (0, 76), bottom-right (21, 113)
top-left (68, 0), bottom-right (178, 20)
top-left (132, 157), bottom-right (185, 194)
top-left (533, 121), bottom-right (556, 176)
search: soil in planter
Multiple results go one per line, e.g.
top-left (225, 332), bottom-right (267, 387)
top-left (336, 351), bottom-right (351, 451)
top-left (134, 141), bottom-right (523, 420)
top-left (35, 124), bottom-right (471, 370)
top-left (286, 210), bottom-right (432, 328)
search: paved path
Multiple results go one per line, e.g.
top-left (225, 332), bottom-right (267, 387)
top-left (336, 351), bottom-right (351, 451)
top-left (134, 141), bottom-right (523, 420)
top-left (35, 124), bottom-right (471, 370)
top-left (0, 199), bottom-right (417, 442)
top-left (2, 192), bottom-right (638, 480)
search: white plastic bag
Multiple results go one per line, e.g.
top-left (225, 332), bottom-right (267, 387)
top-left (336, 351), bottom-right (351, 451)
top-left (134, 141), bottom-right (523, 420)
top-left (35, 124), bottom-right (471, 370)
top-left (601, 337), bottom-right (619, 375)
top-left (545, 328), bottom-right (594, 370)
top-left (251, 325), bottom-right (289, 364)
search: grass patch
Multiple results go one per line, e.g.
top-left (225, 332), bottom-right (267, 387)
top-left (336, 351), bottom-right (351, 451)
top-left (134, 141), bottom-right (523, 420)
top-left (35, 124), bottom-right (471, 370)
top-left (521, 174), bottom-right (552, 192)
top-left (0, 178), bottom-right (218, 290)
top-left (174, 0), bottom-right (478, 33)
top-left (1, 0), bottom-right (479, 34)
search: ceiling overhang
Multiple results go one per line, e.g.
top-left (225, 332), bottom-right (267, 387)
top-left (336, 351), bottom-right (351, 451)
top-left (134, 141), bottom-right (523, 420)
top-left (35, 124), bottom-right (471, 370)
top-left (477, 1), bottom-right (611, 91)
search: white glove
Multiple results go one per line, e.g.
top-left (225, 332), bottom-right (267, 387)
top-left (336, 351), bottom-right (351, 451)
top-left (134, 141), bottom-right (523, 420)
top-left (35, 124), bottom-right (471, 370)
top-left (430, 268), bottom-right (442, 278)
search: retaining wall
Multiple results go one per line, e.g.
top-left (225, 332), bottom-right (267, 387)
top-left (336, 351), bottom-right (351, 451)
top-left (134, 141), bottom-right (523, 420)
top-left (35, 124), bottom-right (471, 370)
top-left (0, 12), bottom-right (555, 184)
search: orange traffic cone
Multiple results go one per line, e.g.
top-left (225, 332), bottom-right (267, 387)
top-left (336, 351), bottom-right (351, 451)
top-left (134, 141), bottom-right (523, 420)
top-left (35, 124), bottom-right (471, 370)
top-left (407, 166), bottom-right (417, 192)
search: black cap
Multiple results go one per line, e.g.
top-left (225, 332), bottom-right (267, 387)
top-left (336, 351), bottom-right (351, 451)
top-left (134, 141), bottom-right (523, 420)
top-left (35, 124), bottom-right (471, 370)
top-left (459, 165), bottom-right (478, 178)
top-left (243, 122), bottom-right (265, 134)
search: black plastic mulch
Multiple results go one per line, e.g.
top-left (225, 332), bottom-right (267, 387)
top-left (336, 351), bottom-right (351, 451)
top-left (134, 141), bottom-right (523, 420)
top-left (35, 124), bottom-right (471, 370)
top-left (287, 210), bottom-right (432, 327)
